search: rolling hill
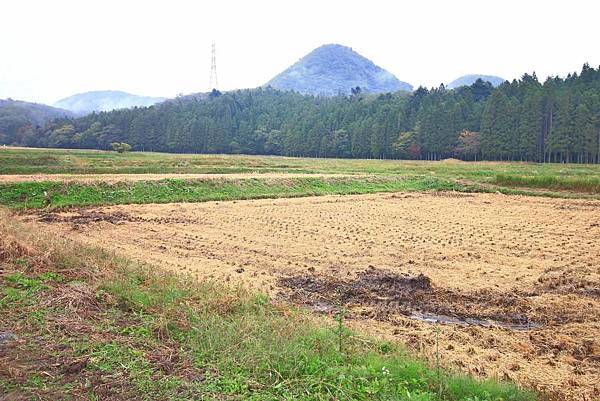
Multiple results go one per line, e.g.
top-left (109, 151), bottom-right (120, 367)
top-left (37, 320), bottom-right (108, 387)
top-left (0, 99), bottom-right (74, 144)
top-left (0, 99), bottom-right (73, 125)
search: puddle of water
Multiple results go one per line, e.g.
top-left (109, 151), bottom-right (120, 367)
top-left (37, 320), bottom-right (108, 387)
top-left (304, 301), bottom-right (542, 331)
top-left (310, 301), bottom-right (335, 314)
top-left (409, 311), bottom-right (541, 331)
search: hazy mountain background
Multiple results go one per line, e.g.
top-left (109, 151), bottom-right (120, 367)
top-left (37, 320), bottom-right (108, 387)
top-left (447, 75), bottom-right (505, 89)
top-left (0, 99), bottom-right (74, 144)
top-left (54, 90), bottom-right (166, 115)
top-left (266, 44), bottom-right (413, 96)
top-left (0, 99), bottom-right (73, 123)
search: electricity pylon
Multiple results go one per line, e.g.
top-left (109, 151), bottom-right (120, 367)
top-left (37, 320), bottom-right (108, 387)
top-left (209, 42), bottom-right (218, 90)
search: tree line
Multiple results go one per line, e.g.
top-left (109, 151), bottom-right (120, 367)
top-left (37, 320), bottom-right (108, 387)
top-left (2, 64), bottom-right (599, 163)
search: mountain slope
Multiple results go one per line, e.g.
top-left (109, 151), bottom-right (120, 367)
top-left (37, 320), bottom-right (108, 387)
top-left (266, 44), bottom-right (412, 96)
top-left (54, 90), bottom-right (166, 115)
top-left (448, 74), bottom-right (505, 89)
top-left (0, 99), bottom-right (73, 126)
top-left (0, 99), bottom-right (74, 144)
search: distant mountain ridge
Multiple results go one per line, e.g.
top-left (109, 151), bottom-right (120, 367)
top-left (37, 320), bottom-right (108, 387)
top-left (266, 44), bottom-right (412, 96)
top-left (447, 74), bottom-right (505, 89)
top-left (0, 98), bottom-right (74, 144)
top-left (0, 98), bottom-right (73, 125)
top-left (54, 90), bottom-right (166, 115)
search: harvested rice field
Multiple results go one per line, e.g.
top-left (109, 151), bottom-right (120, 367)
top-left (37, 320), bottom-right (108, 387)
top-left (24, 192), bottom-right (600, 400)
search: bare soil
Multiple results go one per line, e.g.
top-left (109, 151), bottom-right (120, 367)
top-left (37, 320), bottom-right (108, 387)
top-left (25, 192), bottom-right (600, 400)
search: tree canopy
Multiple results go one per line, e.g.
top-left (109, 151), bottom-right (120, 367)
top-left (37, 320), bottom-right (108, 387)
top-left (2, 64), bottom-right (599, 163)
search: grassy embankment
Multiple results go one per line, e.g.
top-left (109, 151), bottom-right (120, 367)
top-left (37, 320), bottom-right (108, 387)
top-left (1, 148), bottom-right (600, 210)
top-left (0, 211), bottom-right (535, 400)
top-left (1, 147), bottom-right (599, 181)
top-left (494, 173), bottom-right (600, 193)
top-left (2, 148), bottom-right (600, 195)
top-left (0, 176), bottom-right (464, 210)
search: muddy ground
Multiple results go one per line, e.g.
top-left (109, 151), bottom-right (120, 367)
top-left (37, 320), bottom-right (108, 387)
top-left (24, 192), bottom-right (600, 400)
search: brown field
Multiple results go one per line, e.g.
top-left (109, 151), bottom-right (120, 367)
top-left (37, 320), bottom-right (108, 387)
top-left (22, 192), bottom-right (600, 400)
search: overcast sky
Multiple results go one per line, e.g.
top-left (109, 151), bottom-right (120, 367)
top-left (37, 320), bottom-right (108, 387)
top-left (1, 0), bottom-right (599, 105)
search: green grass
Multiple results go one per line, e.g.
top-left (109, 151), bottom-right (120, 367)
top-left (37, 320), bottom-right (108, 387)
top-left (0, 176), bottom-right (464, 210)
top-left (2, 147), bottom-right (600, 199)
top-left (0, 213), bottom-right (536, 400)
top-left (0, 148), bottom-right (322, 175)
top-left (495, 173), bottom-right (600, 193)
top-left (1, 147), bottom-right (599, 179)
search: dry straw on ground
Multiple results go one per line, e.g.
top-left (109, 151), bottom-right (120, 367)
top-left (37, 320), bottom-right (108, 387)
top-left (25, 192), bottom-right (600, 400)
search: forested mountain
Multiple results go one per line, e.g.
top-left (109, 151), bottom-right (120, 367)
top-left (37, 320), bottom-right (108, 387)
top-left (266, 44), bottom-right (413, 95)
top-left (448, 75), bottom-right (505, 89)
top-left (54, 90), bottom-right (166, 115)
top-left (3, 65), bottom-right (600, 164)
top-left (0, 99), bottom-right (74, 145)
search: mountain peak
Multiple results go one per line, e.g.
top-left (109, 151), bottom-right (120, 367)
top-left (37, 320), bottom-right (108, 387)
top-left (266, 44), bottom-right (412, 96)
top-left (54, 90), bottom-right (166, 115)
top-left (447, 74), bottom-right (505, 89)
